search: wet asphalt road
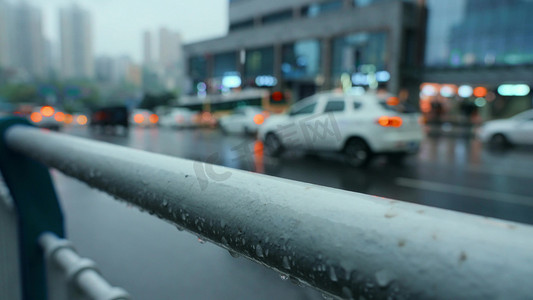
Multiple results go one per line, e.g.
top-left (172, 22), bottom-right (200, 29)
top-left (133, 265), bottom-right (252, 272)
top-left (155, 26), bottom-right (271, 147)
top-left (52, 126), bottom-right (533, 299)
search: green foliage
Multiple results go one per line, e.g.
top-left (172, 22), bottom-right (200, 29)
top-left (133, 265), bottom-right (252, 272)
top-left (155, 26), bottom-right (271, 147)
top-left (0, 84), bottom-right (39, 104)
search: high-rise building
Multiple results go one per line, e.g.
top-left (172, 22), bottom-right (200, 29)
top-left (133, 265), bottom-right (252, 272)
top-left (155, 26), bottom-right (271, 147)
top-left (59, 4), bottom-right (93, 80)
top-left (0, 0), bottom-right (12, 69)
top-left (143, 31), bottom-right (153, 67)
top-left (0, 1), bottom-right (46, 79)
top-left (158, 27), bottom-right (184, 91)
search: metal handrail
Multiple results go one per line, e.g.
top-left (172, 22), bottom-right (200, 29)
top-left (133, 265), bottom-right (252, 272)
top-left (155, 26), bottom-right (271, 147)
top-left (5, 124), bottom-right (533, 299)
top-left (39, 233), bottom-right (130, 300)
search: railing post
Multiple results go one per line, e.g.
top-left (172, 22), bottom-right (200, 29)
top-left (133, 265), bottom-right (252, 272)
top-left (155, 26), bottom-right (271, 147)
top-left (0, 117), bottom-right (64, 300)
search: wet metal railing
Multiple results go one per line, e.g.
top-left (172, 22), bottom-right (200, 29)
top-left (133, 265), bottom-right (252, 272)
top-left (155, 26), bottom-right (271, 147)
top-left (40, 233), bottom-right (129, 300)
top-left (2, 120), bottom-right (533, 299)
top-left (0, 183), bottom-right (22, 300)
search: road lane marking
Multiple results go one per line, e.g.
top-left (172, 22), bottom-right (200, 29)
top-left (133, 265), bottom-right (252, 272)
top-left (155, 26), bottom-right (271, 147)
top-left (395, 177), bottom-right (533, 208)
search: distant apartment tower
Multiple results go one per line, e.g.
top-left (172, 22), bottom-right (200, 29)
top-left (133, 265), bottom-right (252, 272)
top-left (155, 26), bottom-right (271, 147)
top-left (0, 1), bottom-right (46, 79)
top-left (0, 0), bottom-right (12, 68)
top-left (143, 31), bottom-right (153, 67)
top-left (158, 28), bottom-right (184, 90)
top-left (158, 28), bottom-right (182, 69)
top-left (59, 4), bottom-right (93, 79)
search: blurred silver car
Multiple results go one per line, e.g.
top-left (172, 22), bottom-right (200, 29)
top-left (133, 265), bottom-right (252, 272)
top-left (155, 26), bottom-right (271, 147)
top-left (159, 108), bottom-right (194, 129)
top-left (479, 109), bottom-right (533, 146)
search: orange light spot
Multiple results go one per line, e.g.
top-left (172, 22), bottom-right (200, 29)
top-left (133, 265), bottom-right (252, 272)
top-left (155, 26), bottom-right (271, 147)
top-left (134, 114), bottom-right (144, 124)
top-left (54, 112), bottom-right (65, 122)
top-left (377, 116), bottom-right (402, 127)
top-left (473, 87), bottom-right (487, 98)
top-left (30, 112), bottom-right (42, 123)
top-left (272, 91), bottom-right (283, 102)
top-left (378, 116), bottom-right (390, 127)
top-left (149, 114), bottom-right (159, 124)
top-left (77, 115), bottom-right (88, 125)
top-left (390, 116), bottom-right (403, 127)
top-left (41, 106), bottom-right (54, 117)
top-left (253, 114), bottom-right (265, 125)
top-left (387, 97), bottom-right (400, 106)
top-left (64, 114), bottom-right (73, 124)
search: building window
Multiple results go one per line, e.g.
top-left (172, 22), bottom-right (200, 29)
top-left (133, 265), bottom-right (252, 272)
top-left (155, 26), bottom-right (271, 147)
top-left (189, 56), bottom-right (207, 80)
top-left (244, 47), bottom-right (274, 80)
top-left (302, 0), bottom-right (343, 18)
top-left (229, 19), bottom-right (254, 32)
top-left (331, 32), bottom-right (388, 78)
top-left (261, 9), bottom-right (293, 25)
top-left (213, 52), bottom-right (237, 78)
top-left (282, 39), bottom-right (322, 80)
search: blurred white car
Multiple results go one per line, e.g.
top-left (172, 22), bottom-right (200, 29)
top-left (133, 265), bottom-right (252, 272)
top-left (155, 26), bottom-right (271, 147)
top-left (258, 91), bottom-right (424, 167)
top-left (29, 106), bottom-right (64, 130)
top-left (159, 108), bottom-right (194, 128)
top-left (131, 109), bottom-right (158, 127)
top-left (219, 106), bottom-right (269, 134)
top-left (479, 109), bottom-right (533, 146)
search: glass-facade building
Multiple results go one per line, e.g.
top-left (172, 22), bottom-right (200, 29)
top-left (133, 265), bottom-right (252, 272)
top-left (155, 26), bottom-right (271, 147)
top-left (425, 0), bottom-right (533, 67)
top-left (331, 32), bottom-right (388, 78)
top-left (423, 0), bottom-right (533, 121)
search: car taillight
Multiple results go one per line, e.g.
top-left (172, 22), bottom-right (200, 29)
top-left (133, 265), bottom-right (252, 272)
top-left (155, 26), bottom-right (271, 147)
top-left (377, 116), bottom-right (403, 128)
top-left (41, 106), bottom-right (54, 117)
top-left (30, 112), bottom-right (42, 123)
top-left (77, 115), bottom-right (88, 125)
top-left (134, 114), bottom-right (144, 123)
top-left (64, 114), bottom-right (74, 124)
top-left (54, 112), bottom-right (65, 122)
top-left (149, 114), bottom-right (159, 124)
top-left (253, 114), bottom-right (265, 125)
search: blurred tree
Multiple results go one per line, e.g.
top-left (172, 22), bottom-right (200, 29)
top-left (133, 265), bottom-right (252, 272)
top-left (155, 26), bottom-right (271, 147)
top-left (0, 84), bottom-right (39, 104)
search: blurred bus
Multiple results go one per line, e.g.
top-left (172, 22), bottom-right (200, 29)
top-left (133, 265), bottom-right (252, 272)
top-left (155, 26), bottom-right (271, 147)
top-left (178, 89), bottom-right (290, 126)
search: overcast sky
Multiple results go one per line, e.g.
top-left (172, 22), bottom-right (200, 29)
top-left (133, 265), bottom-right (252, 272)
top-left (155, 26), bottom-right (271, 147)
top-left (24, 0), bottom-right (228, 62)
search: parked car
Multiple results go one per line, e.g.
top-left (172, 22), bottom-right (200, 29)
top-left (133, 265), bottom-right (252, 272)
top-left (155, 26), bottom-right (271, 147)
top-left (130, 109), bottom-right (158, 127)
top-left (478, 109), bottom-right (533, 147)
top-left (219, 106), bottom-right (269, 134)
top-left (258, 91), bottom-right (424, 167)
top-left (159, 108), bottom-right (194, 129)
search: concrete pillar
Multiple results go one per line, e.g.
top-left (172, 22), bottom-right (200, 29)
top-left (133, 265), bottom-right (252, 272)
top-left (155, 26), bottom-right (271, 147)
top-left (321, 37), bottom-right (332, 91)
top-left (387, 1), bottom-right (404, 95)
top-left (206, 54), bottom-right (214, 93)
top-left (274, 43), bottom-right (283, 90)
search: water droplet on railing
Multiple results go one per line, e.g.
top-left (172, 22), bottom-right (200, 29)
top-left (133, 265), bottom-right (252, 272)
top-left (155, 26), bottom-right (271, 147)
top-left (175, 225), bottom-right (184, 231)
top-left (256, 244), bottom-right (264, 257)
top-left (282, 256), bottom-right (291, 270)
top-left (375, 270), bottom-right (394, 288)
top-left (161, 201), bottom-right (168, 207)
top-left (221, 236), bottom-right (228, 245)
top-left (328, 266), bottom-right (338, 282)
top-left (279, 274), bottom-right (289, 281)
top-left (198, 237), bottom-right (206, 244)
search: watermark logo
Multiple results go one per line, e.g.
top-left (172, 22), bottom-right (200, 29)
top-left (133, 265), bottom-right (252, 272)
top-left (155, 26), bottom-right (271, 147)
top-left (193, 113), bottom-right (342, 190)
